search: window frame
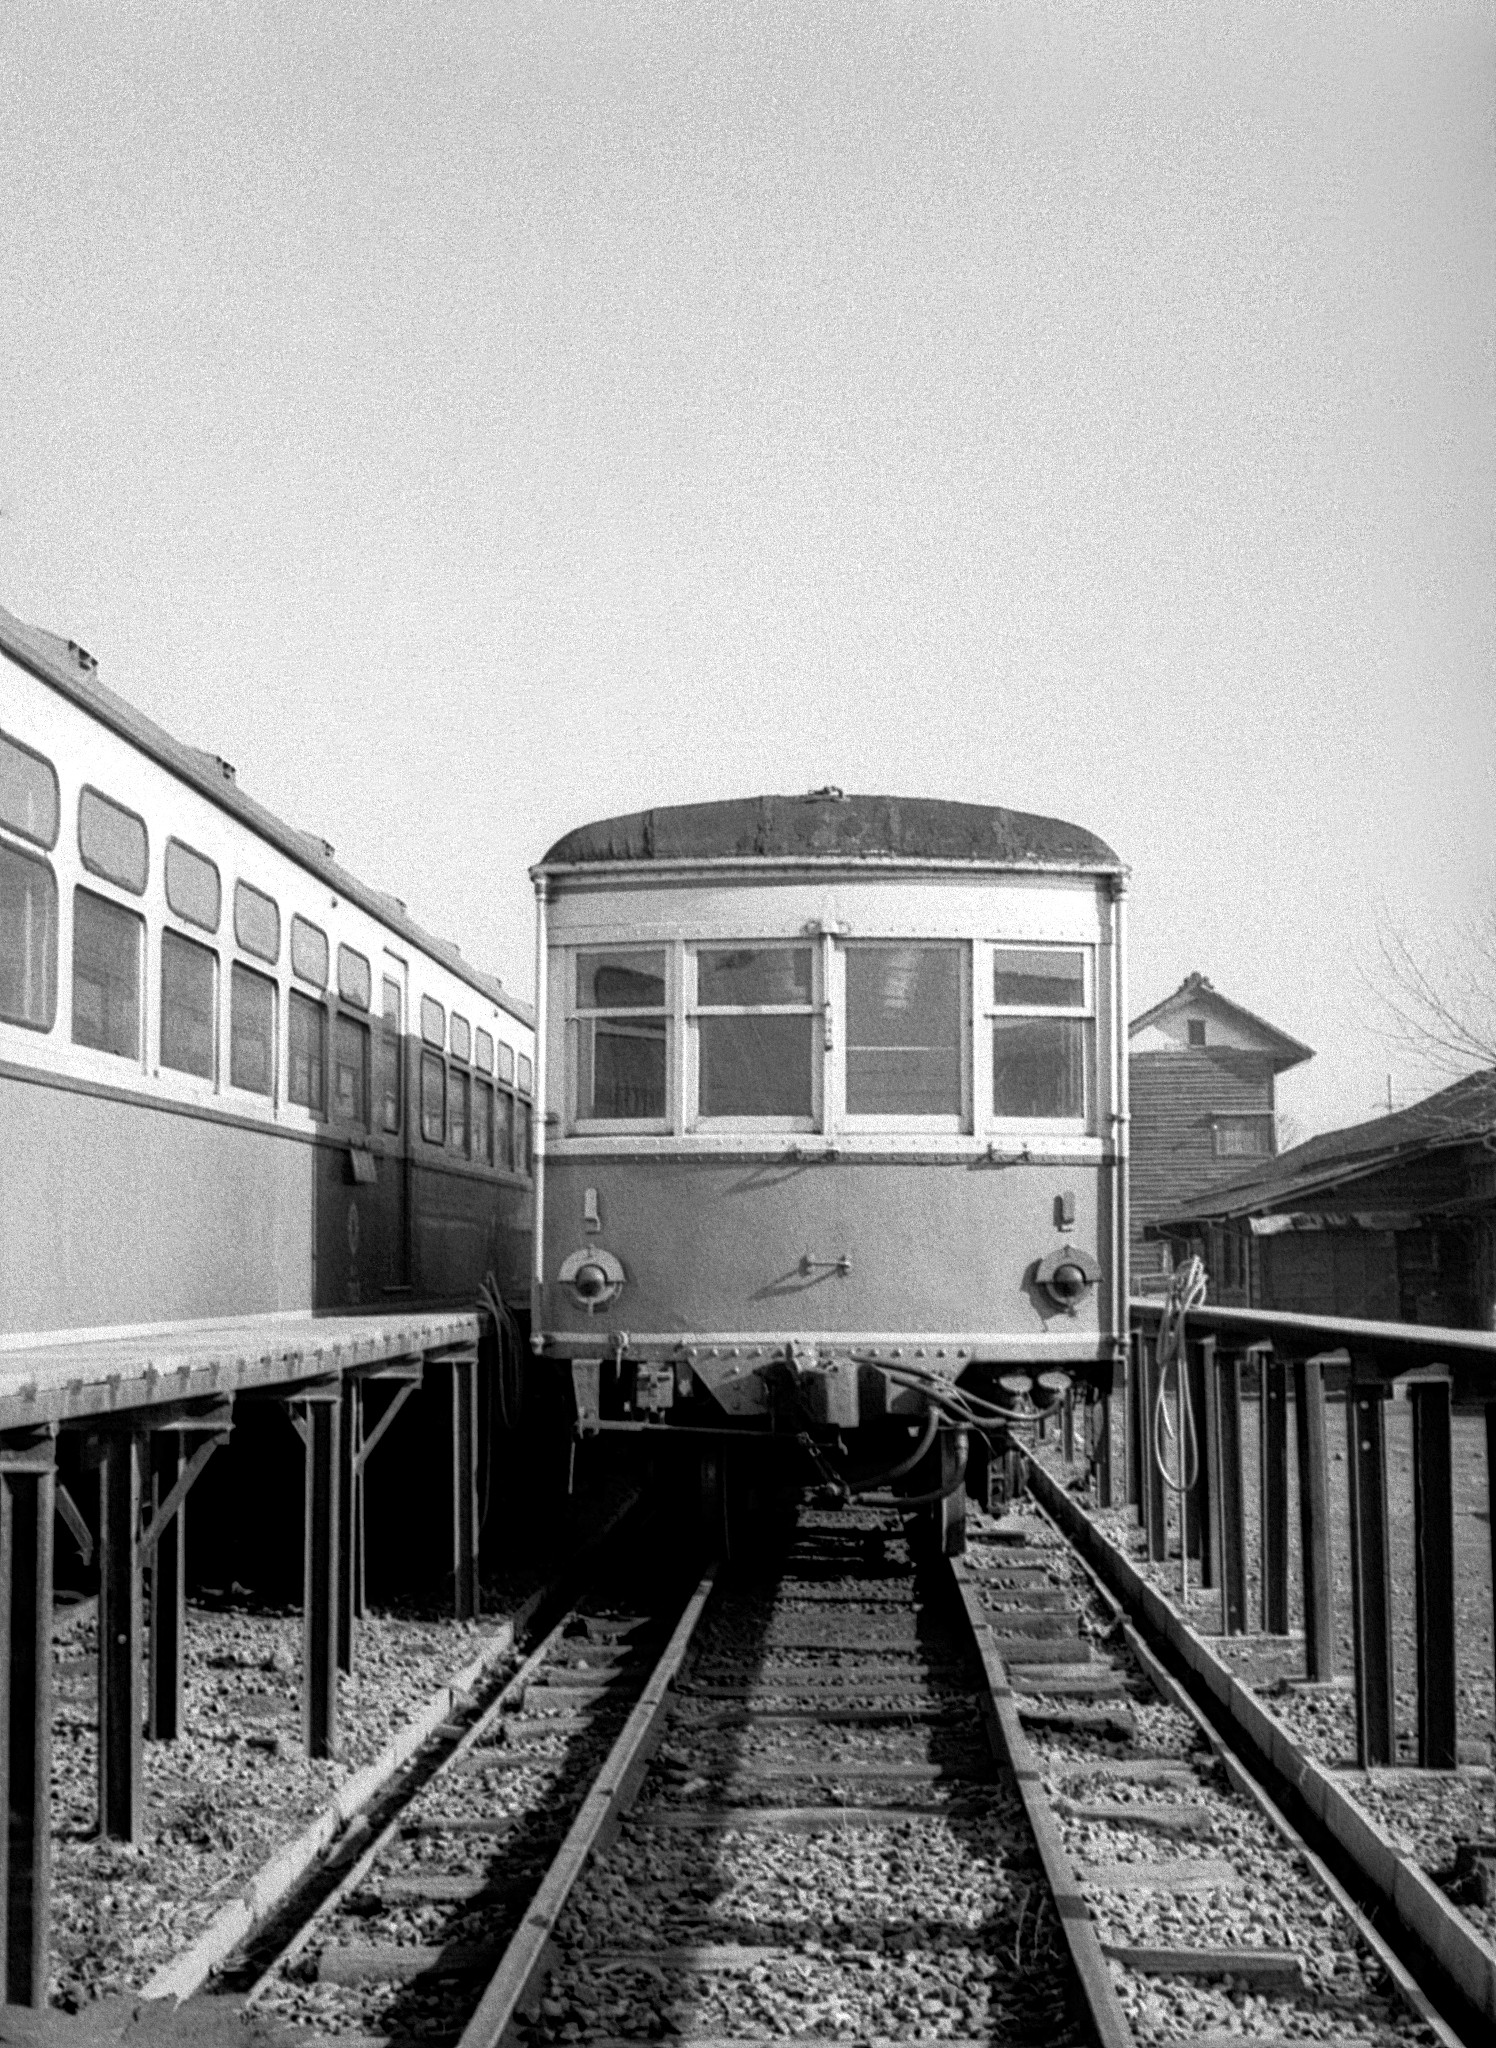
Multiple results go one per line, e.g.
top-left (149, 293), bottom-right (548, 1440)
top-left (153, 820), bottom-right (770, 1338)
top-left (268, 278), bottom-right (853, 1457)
top-left (473, 1075), bottom-right (494, 1165)
top-left (159, 926), bottom-right (218, 1082)
top-left (332, 1009), bottom-right (371, 1129)
top-left (234, 880), bottom-right (281, 964)
top-left (686, 940), bottom-right (820, 1133)
top-left (984, 941), bottom-right (1096, 1135)
top-left (337, 944), bottom-right (371, 1011)
top-left (71, 884), bottom-right (145, 1062)
top-left (379, 975), bottom-right (403, 1135)
top-left (839, 939), bottom-right (970, 1134)
top-left (0, 730), bottom-right (61, 849)
top-left (420, 1047), bottom-right (447, 1145)
top-left (164, 837), bottom-right (222, 933)
top-left (1212, 1113), bottom-right (1275, 1159)
top-left (569, 946), bottom-right (671, 1134)
top-left (448, 1063), bottom-right (470, 1156)
top-left (0, 837), bottom-right (58, 1032)
top-left (228, 959), bottom-right (277, 1099)
top-left (287, 987), bottom-right (328, 1117)
top-left (78, 786), bottom-right (148, 896)
top-left (290, 913), bottom-right (329, 989)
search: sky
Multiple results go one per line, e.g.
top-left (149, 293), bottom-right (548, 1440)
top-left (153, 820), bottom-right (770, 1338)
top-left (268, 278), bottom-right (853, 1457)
top-left (2, 2), bottom-right (1492, 1139)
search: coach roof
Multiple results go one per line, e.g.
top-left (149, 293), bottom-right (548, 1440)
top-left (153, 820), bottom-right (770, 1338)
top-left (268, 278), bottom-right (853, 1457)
top-left (539, 792), bottom-right (1123, 873)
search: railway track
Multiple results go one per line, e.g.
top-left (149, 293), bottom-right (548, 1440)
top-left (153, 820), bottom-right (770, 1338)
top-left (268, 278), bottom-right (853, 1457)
top-left (166, 1493), bottom-right (1470, 2048)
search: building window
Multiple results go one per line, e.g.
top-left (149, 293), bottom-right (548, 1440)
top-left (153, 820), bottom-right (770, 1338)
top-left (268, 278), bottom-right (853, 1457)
top-left (845, 942), bottom-right (962, 1120)
top-left (473, 1077), bottom-right (494, 1164)
top-left (574, 949), bottom-right (667, 1123)
top-left (1213, 1115), bottom-right (1274, 1158)
top-left (421, 994), bottom-right (445, 1049)
top-left (989, 945), bottom-right (1092, 1123)
top-left (380, 977), bottom-right (402, 1133)
top-left (0, 731), bottom-right (60, 848)
top-left (288, 989), bottom-right (326, 1114)
top-left (78, 788), bottom-right (148, 894)
top-left (334, 1014), bottom-right (369, 1126)
top-left (0, 840), bottom-right (57, 1030)
top-left (449, 1066), bottom-right (470, 1154)
top-left (234, 881), bottom-right (280, 964)
top-left (420, 1050), bottom-right (446, 1143)
top-left (291, 914), bottom-right (329, 988)
top-left (230, 963), bottom-right (276, 1096)
top-left (160, 929), bottom-right (216, 1079)
top-left (694, 945), bottom-right (814, 1121)
top-left (1188, 1018), bottom-right (1207, 1046)
top-left (338, 945), bottom-right (371, 1011)
top-left (72, 888), bottom-right (142, 1058)
top-left (165, 839), bottom-right (221, 931)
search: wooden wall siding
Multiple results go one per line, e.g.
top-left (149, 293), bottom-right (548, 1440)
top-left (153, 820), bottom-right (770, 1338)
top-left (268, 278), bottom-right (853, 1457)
top-left (1259, 1230), bottom-right (1400, 1320)
top-left (1128, 1048), bottom-right (1277, 1243)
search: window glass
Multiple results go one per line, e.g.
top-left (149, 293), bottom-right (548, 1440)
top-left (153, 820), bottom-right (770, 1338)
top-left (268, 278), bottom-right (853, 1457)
top-left (0, 732), bottom-right (60, 848)
top-left (577, 949), bottom-right (666, 1009)
top-left (421, 994), bottom-right (445, 1047)
top-left (518, 1052), bottom-right (533, 1095)
top-left (0, 841), bottom-right (57, 1029)
top-left (72, 889), bottom-right (142, 1057)
top-left (696, 945), bottom-right (814, 1118)
top-left (78, 788), bottom-right (148, 894)
top-left (235, 881), bottom-right (280, 963)
top-left (334, 1014), bottom-right (369, 1126)
top-left (338, 944), bottom-right (371, 1010)
top-left (517, 1097), bottom-right (533, 1173)
top-left (291, 914), bottom-right (329, 987)
top-left (160, 929), bottom-right (216, 1079)
top-left (1188, 1018), bottom-right (1207, 1047)
top-left (450, 1012), bottom-right (471, 1063)
top-left (230, 963), bottom-right (275, 1095)
top-left (475, 1027), bottom-right (494, 1074)
top-left (420, 1050), bottom-right (446, 1143)
top-left (473, 1078), bottom-right (493, 1164)
top-left (993, 947), bottom-right (1086, 1009)
top-left (992, 1017), bottom-right (1087, 1119)
top-left (380, 976), bottom-right (402, 1133)
top-left (165, 839), bottom-right (221, 931)
top-left (449, 1066), bottom-right (470, 1154)
top-left (288, 990), bottom-right (326, 1114)
top-left (577, 1019), bottom-right (662, 1119)
top-left (496, 1040), bottom-right (514, 1084)
top-left (846, 943), bottom-right (961, 1116)
top-left (495, 1086), bottom-right (515, 1170)
top-left (1215, 1115), bottom-right (1273, 1158)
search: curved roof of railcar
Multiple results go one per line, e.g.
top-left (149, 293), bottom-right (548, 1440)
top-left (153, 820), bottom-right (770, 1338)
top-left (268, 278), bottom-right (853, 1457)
top-left (0, 603), bottom-right (533, 1028)
top-left (540, 793), bottom-right (1122, 873)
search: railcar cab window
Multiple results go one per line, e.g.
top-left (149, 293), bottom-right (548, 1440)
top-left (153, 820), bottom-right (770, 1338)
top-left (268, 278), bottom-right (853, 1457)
top-left (989, 945), bottom-right (1093, 1125)
top-left (0, 733), bottom-right (59, 1031)
top-left (692, 946), bottom-right (815, 1123)
top-left (845, 943), bottom-right (963, 1125)
top-left (574, 949), bottom-right (667, 1125)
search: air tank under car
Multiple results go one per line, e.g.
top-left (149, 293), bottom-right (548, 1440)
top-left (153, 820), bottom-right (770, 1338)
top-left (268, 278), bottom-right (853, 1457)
top-left (530, 790), bottom-right (1129, 1551)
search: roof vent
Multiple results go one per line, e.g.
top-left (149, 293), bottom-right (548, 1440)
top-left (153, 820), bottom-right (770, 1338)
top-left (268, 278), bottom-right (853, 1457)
top-left (66, 639), bottom-right (97, 673)
top-left (216, 757), bottom-right (237, 784)
top-left (806, 785), bottom-right (846, 801)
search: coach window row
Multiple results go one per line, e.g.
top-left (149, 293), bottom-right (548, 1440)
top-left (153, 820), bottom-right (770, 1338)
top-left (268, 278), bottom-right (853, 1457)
top-left (416, 996), bottom-right (532, 1170)
top-left (0, 737), bottom-right (530, 1164)
top-left (568, 939), bottom-right (1097, 1134)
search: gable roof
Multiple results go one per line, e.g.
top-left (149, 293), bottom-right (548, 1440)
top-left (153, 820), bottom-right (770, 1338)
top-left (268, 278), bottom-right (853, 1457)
top-left (0, 602), bottom-right (532, 1028)
top-left (539, 793), bottom-right (1124, 873)
top-left (1158, 1067), bottom-right (1496, 1226)
top-left (1130, 971), bottom-right (1313, 1072)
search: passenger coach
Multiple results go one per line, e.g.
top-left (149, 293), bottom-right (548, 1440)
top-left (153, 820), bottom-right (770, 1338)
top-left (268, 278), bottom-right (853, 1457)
top-left (531, 791), bottom-right (1128, 1547)
top-left (0, 604), bottom-right (534, 1337)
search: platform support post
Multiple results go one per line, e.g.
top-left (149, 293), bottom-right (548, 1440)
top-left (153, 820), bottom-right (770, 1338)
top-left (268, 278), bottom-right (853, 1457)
top-left (1210, 1347), bottom-right (1249, 1635)
top-left (1125, 1332), bottom-right (1144, 1512)
top-left (147, 1434), bottom-right (184, 1742)
top-left (338, 1379), bottom-right (362, 1676)
top-left (299, 1392), bottom-right (341, 1761)
top-left (1185, 1338), bottom-right (1213, 1579)
top-left (1347, 1375), bottom-right (1396, 1767)
top-left (1294, 1355), bottom-right (1335, 1683)
top-left (0, 1436), bottom-right (55, 2006)
top-left (1094, 1390), bottom-right (1113, 1509)
top-left (1061, 1387), bottom-right (1075, 1465)
top-left (1410, 1375), bottom-right (1456, 1769)
top-left (1140, 1338), bottom-right (1167, 1562)
top-left (429, 1351), bottom-right (480, 1620)
top-left (1260, 1351), bottom-right (1290, 1634)
top-left (98, 1432), bottom-right (144, 1842)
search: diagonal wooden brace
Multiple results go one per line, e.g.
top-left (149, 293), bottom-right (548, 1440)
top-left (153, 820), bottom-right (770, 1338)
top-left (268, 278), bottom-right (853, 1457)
top-left (135, 1431), bottom-right (229, 1568)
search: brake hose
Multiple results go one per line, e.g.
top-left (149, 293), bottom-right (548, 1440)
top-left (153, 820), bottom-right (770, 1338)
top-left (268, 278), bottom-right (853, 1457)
top-left (1150, 1255), bottom-right (1207, 1597)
